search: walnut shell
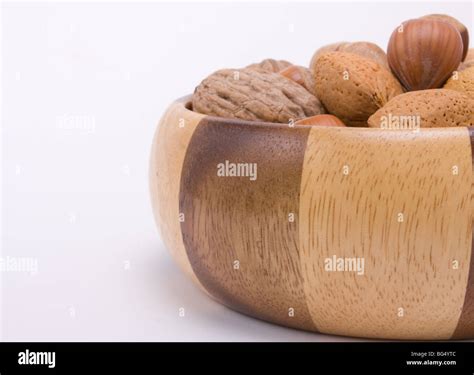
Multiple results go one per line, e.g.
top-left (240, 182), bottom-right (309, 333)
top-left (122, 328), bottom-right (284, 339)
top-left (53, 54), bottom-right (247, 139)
top-left (246, 59), bottom-right (292, 73)
top-left (444, 66), bottom-right (474, 98)
top-left (310, 41), bottom-right (389, 71)
top-left (368, 89), bottom-right (474, 128)
top-left (193, 68), bottom-right (325, 123)
top-left (312, 52), bottom-right (404, 127)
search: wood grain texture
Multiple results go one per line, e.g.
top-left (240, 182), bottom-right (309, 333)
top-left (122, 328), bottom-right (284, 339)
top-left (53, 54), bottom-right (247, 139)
top-left (151, 98), bottom-right (474, 340)
top-left (452, 127), bottom-right (474, 339)
top-left (299, 127), bottom-right (472, 340)
top-left (179, 117), bottom-right (316, 331)
top-left (149, 97), bottom-right (207, 291)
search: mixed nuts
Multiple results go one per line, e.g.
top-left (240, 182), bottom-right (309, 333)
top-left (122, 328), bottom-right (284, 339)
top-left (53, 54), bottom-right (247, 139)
top-left (192, 13), bottom-right (474, 128)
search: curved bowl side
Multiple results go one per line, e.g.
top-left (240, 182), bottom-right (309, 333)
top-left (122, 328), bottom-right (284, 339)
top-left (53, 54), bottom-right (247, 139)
top-left (149, 97), bottom-right (207, 291)
top-left (150, 97), bottom-right (474, 340)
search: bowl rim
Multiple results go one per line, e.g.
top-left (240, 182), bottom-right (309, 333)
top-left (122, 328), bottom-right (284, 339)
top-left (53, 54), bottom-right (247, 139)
top-left (176, 95), bottom-right (471, 133)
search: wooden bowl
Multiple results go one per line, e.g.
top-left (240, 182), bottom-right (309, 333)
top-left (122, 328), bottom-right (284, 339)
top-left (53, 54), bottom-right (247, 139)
top-left (150, 96), bottom-right (474, 340)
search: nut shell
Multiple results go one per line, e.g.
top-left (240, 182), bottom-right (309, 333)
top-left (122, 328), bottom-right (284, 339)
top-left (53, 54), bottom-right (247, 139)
top-left (422, 14), bottom-right (469, 61)
top-left (279, 65), bottom-right (316, 93)
top-left (193, 68), bottom-right (325, 123)
top-left (309, 42), bottom-right (349, 71)
top-left (459, 49), bottom-right (474, 71)
top-left (387, 18), bottom-right (463, 91)
top-left (368, 89), bottom-right (474, 128)
top-left (444, 66), bottom-right (474, 99)
top-left (246, 59), bottom-right (292, 73)
top-left (313, 52), bottom-right (404, 127)
top-left (310, 41), bottom-right (389, 71)
top-left (295, 114), bottom-right (346, 126)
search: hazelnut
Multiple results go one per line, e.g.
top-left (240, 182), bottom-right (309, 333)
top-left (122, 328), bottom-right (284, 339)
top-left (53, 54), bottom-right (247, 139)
top-left (295, 114), bottom-right (346, 127)
top-left (279, 65), bottom-right (316, 93)
top-left (421, 14), bottom-right (469, 61)
top-left (387, 18), bottom-right (463, 91)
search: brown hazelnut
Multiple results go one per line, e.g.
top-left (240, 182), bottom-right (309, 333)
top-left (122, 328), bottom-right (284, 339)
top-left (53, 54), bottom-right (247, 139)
top-left (279, 65), bottom-right (316, 93)
top-left (421, 14), bottom-right (469, 61)
top-left (387, 18), bottom-right (463, 91)
top-left (295, 114), bottom-right (346, 127)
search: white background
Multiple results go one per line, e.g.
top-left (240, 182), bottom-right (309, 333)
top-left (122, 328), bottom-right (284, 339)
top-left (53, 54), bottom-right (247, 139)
top-left (1, 0), bottom-right (472, 341)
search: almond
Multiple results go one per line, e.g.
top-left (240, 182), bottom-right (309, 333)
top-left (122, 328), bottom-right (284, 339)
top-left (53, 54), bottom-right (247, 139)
top-left (368, 89), bottom-right (474, 128)
top-left (310, 41), bottom-right (389, 72)
top-left (312, 52), bottom-right (404, 127)
top-left (444, 66), bottom-right (474, 99)
top-left (309, 42), bottom-right (349, 71)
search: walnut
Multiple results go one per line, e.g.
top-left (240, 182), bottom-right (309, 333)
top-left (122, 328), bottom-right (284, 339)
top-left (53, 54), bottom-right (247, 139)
top-left (192, 68), bottom-right (325, 123)
top-left (245, 59), bottom-right (292, 73)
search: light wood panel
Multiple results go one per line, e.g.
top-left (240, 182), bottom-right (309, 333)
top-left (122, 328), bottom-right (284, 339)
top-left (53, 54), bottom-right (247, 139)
top-left (299, 126), bottom-right (472, 340)
top-left (452, 127), bottom-right (474, 339)
top-left (149, 97), bottom-right (207, 291)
